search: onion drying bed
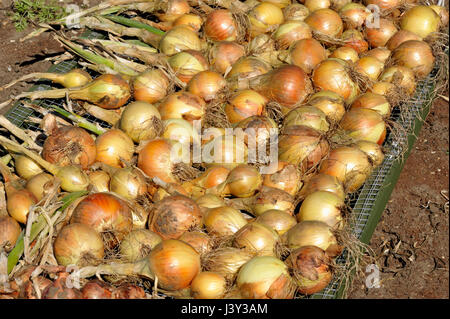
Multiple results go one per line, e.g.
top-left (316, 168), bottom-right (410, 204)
top-left (1, 28), bottom-right (442, 299)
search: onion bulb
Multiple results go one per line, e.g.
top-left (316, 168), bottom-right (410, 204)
top-left (305, 8), bottom-right (343, 38)
top-left (25, 172), bottom-right (58, 201)
top-left (299, 173), bottom-right (345, 200)
top-left (159, 26), bottom-right (203, 56)
top-left (203, 247), bottom-right (254, 281)
top-left (392, 40), bottom-right (435, 79)
top-left (304, 0), bottom-right (330, 11)
top-left (363, 47), bottom-right (391, 63)
top-left (225, 89), bottom-right (267, 124)
top-left (162, 118), bottom-right (200, 145)
top-left (196, 194), bottom-right (225, 211)
top-left (202, 135), bottom-right (249, 170)
top-left (365, 18), bottom-right (398, 48)
top-left (307, 90), bottom-right (346, 123)
top-left (13, 155), bottom-right (43, 180)
top-left (340, 108), bottom-right (387, 145)
top-left (256, 209), bottom-right (297, 235)
top-left (158, 91), bottom-right (206, 124)
top-left (319, 146), bottom-right (372, 193)
top-left (42, 272), bottom-right (82, 299)
top-left (204, 206), bottom-right (248, 237)
top-left (262, 0), bottom-right (292, 8)
top-left (157, 0), bottom-right (190, 22)
top-left (168, 50), bottom-right (209, 83)
top-left (262, 162), bottom-right (302, 196)
top-left (369, 81), bottom-right (396, 96)
top-left (234, 115), bottom-right (278, 150)
top-left (148, 239), bottom-right (200, 291)
top-left (187, 71), bottom-right (227, 101)
top-left (110, 167), bottom-right (147, 200)
top-left (342, 29), bottom-right (369, 54)
top-left (339, 3), bottom-right (371, 29)
top-left (236, 256), bottom-right (295, 299)
top-left (179, 231), bottom-right (212, 255)
top-left (81, 280), bottom-right (114, 299)
top-left (112, 284), bottom-right (146, 299)
top-left (204, 9), bottom-right (238, 41)
top-left (379, 66), bottom-right (417, 95)
top-left (233, 222), bottom-right (280, 256)
top-left (42, 125), bottom-right (96, 170)
top-left (351, 92), bottom-right (391, 117)
top-left (288, 38), bottom-right (328, 74)
top-left (71, 192), bottom-right (133, 246)
top-left (273, 21), bottom-right (312, 49)
top-left (364, 0), bottom-right (401, 10)
top-left (226, 165), bottom-right (263, 198)
top-left (354, 140), bottom-right (385, 167)
top-left (283, 105), bottom-right (330, 133)
top-left (286, 246), bottom-right (332, 295)
top-left (119, 229), bottom-right (162, 262)
top-left (95, 129), bottom-right (134, 168)
top-left (286, 220), bottom-right (341, 256)
top-left (250, 186), bottom-right (296, 216)
top-left (227, 57), bottom-right (272, 90)
top-left (386, 30), bottom-right (422, 51)
top-left (400, 5), bottom-right (440, 38)
top-left (192, 166), bottom-right (230, 192)
top-left (149, 195), bottom-right (202, 240)
top-left (191, 272), bottom-right (227, 299)
top-left (132, 69), bottom-right (170, 104)
top-left (4, 185), bottom-right (37, 224)
top-left (0, 216), bottom-right (21, 252)
top-left (249, 2), bottom-right (285, 37)
top-left (172, 14), bottom-right (203, 32)
top-left (329, 46), bottom-right (359, 63)
top-left (119, 101), bottom-right (161, 143)
top-left (283, 4), bottom-right (310, 21)
top-left (297, 191), bottom-right (344, 228)
top-left (88, 170), bottom-right (110, 193)
top-left (53, 223), bottom-right (105, 267)
top-left (209, 41), bottom-right (245, 75)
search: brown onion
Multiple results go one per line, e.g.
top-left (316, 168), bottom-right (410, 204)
top-left (273, 20), bottom-right (312, 49)
top-left (283, 4), bottom-right (310, 21)
top-left (119, 101), bottom-right (161, 143)
top-left (110, 167), bottom-right (147, 200)
top-left (226, 165), bottom-right (263, 198)
top-left (204, 9), bottom-right (238, 41)
top-left (187, 71), bottom-right (226, 101)
top-left (351, 92), bottom-right (391, 117)
top-left (363, 47), bottom-right (391, 63)
top-left (158, 91), bottom-right (206, 124)
top-left (256, 209), bottom-right (297, 235)
top-left (379, 66), bottom-right (417, 95)
top-left (386, 30), bottom-right (422, 51)
top-left (400, 5), bottom-right (440, 38)
top-left (42, 272), bottom-right (82, 299)
top-left (251, 186), bottom-right (296, 216)
top-left (339, 3), bottom-right (371, 29)
top-left (340, 108), bottom-right (386, 144)
top-left (209, 41), bottom-right (246, 75)
top-left (392, 40), bottom-right (435, 79)
top-left (191, 272), bottom-right (227, 299)
top-left (120, 229), bottom-right (162, 262)
top-left (299, 173), bottom-right (345, 200)
top-left (179, 231), bottom-right (212, 255)
top-left (365, 18), bottom-right (398, 48)
top-left (307, 90), bottom-right (346, 123)
top-left (283, 105), bottom-right (330, 133)
top-left (289, 38), bottom-right (328, 74)
top-left (88, 170), bottom-right (110, 193)
top-left (225, 90), bottom-right (267, 124)
top-left (168, 50), bottom-right (209, 83)
top-left (0, 216), bottom-right (21, 252)
top-left (95, 129), bottom-right (134, 168)
top-left (132, 69), bottom-right (170, 104)
top-left (329, 46), bottom-right (359, 63)
top-left (42, 126), bottom-right (96, 170)
top-left (305, 8), bottom-right (343, 38)
top-left (262, 162), bottom-right (302, 196)
top-left (54, 223), bottom-right (105, 267)
top-left (159, 26), bottom-right (203, 56)
top-left (354, 140), bottom-right (385, 167)
top-left (249, 2), bottom-right (285, 37)
top-left (113, 284), bottom-right (146, 299)
top-left (233, 222), bottom-right (280, 256)
top-left (81, 280), bottom-right (114, 299)
top-left (297, 191), bottom-right (344, 228)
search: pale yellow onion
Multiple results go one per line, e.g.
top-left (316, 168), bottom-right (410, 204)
top-left (379, 66), bottom-right (417, 96)
top-left (209, 41), bottom-right (246, 75)
top-left (256, 209), bottom-right (297, 235)
top-left (158, 91), bottom-right (206, 124)
top-left (304, 0), bottom-right (330, 12)
top-left (196, 194), bottom-right (225, 210)
top-left (110, 168), bottom-right (147, 200)
top-left (392, 40), bottom-right (435, 79)
top-left (354, 140), bottom-right (385, 167)
top-left (203, 247), bottom-right (254, 281)
top-left (307, 90), bottom-right (346, 123)
top-left (204, 206), bottom-right (248, 237)
top-left (162, 118), bottom-right (200, 145)
top-left (262, 161), bottom-right (302, 196)
top-left (400, 5), bottom-right (440, 38)
top-left (283, 4), bottom-right (310, 21)
top-left (14, 155), bottom-right (43, 180)
top-left (25, 172), bottom-right (57, 201)
top-left (363, 47), bottom-right (391, 63)
top-left (329, 46), bottom-right (359, 63)
top-left (297, 191), bottom-right (344, 229)
top-left (119, 101), bottom-right (161, 143)
top-left (95, 129), bottom-right (134, 168)
top-left (225, 89), bottom-right (267, 124)
top-left (191, 272), bottom-right (227, 299)
top-left (187, 71), bottom-right (227, 101)
top-left (305, 8), bottom-right (343, 38)
top-left (355, 56), bottom-right (385, 81)
top-left (233, 222), bottom-right (280, 256)
top-left (202, 135), bottom-right (249, 170)
top-left (273, 20), bottom-right (312, 49)
top-left (298, 173), bottom-right (345, 200)
top-left (251, 186), bottom-right (296, 216)
top-left (88, 170), bottom-right (110, 193)
top-left (365, 18), bottom-right (398, 48)
top-left (369, 81), bottom-right (395, 96)
top-left (341, 29), bottom-right (368, 54)
top-left (157, 0), bottom-right (190, 22)
top-left (283, 105), bottom-right (330, 133)
top-left (249, 2), bottom-right (285, 37)
top-left (350, 92), bottom-right (391, 117)
top-left (340, 108), bottom-right (387, 145)
top-left (226, 165), bottom-right (263, 198)
top-left (172, 14), bottom-right (203, 32)
top-left (132, 69), bottom-right (170, 104)
top-left (119, 229), bottom-right (162, 262)
top-left (179, 231), bottom-right (212, 255)
top-left (386, 30), bottom-right (422, 51)
top-left (226, 57), bottom-right (272, 90)
top-left (159, 26), bottom-right (203, 56)
top-left (168, 50), bottom-right (208, 83)
top-left (339, 3), bottom-right (371, 29)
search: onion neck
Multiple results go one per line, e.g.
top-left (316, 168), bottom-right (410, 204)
top-left (78, 258), bottom-right (154, 280)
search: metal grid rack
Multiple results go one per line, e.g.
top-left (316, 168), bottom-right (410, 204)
top-left (1, 30), bottom-right (441, 299)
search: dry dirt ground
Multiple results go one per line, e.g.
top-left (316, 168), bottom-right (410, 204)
top-left (0, 2), bottom-right (448, 299)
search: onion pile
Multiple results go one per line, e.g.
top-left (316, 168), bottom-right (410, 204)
top-left (0, 0), bottom-right (446, 300)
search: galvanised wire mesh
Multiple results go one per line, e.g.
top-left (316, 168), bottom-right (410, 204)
top-left (0, 30), bottom-right (442, 299)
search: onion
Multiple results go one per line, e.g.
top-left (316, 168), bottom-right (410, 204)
top-left (329, 46), bottom-right (359, 63)
top-left (2, 178), bottom-right (37, 224)
top-left (192, 166), bottom-right (230, 191)
top-left (0, 216), bottom-right (21, 252)
top-left (71, 192), bottom-right (133, 246)
top-left (339, 3), bottom-right (371, 29)
top-left (363, 47), bottom-right (391, 63)
top-left (288, 38), bottom-right (328, 74)
top-left (119, 101), bottom-right (162, 143)
top-left (179, 231), bottom-right (212, 255)
top-left (236, 256), bottom-right (295, 299)
top-left (286, 246), bottom-right (332, 295)
top-left (342, 29), bottom-right (369, 54)
top-left (148, 239), bottom-right (200, 291)
top-left (319, 146), bottom-right (372, 193)
top-left (110, 167), bottom-right (147, 200)
top-left (42, 272), bottom-right (82, 299)
top-left (256, 209), bottom-right (297, 235)
top-left (209, 41), bottom-right (245, 75)
top-left (42, 126), bottom-right (96, 170)
top-left (273, 21), bottom-right (312, 49)
top-left (233, 222), bottom-right (280, 256)
top-left (204, 9), bottom-right (238, 41)
top-left (53, 223), bottom-right (105, 267)
top-left (187, 71), bottom-right (226, 101)
top-left (88, 170), bottom-right (110, 193)
top-left (351, 92), bottom-right (391, 117)
top-left (354, 140), bottom-right (385, 167)
top-left (196, 194), bottom-right (225, 211)
top-left (95, 129), bottom-right (134, 168)
top-left (278, 125), bottom-right (329, 171)
top-left (25, 172), bottom-right (58, 201)
top-left (262, 0), bottom-right (292, 8)
top-left (168, 50), bottom-right (209, 83)
top-left (132, 69), bottom-right (170, 104)
top-left (331, 0), bottom-right (352, 10)
top-left (159, 26), bottom-right (203, 56)
top-left (235, 115), bottom-right (278, 149)
top-left (365, 18), bottom-right (398, 48)
top-left (20, 276), bottom-right (53, 299)
top-left (204, 206), bottom-right (248, 237)
top-left (173, 13), bottom-right (203, 31)
top-left (119, 229), bottom-right (162, 262)
top-left (157, 0), bottom-right (190, 22)
top-left (430, 5), bottom-right (449, 26)
top-left (304, 0), bottom-right (330, 11)
top-left (262, 162), bottom-right (302, 196)
top-left (305, 8), bottom-right (343, 38)
top-left (225, 90), bottom-right (267, 124)
top-left (249, 2), bottom-right (284, 37)
top-left (13, 155), bottom-right (43, 180)
top-left (162, 118), bottom-right (200, 145)
top-left (250, 186), bottom-right (295, 216)
top-left (227, 57), bottom-right (272, 90)
top-left (191, 272), bottom-right (227, 299)
top-left (226, 165), bottom-right (263, 198)
top-left (149, 195), bottom-right (202, 240)
top-left (400, 5), bottom-right (440, 38)
top-left (286, 221), bottom-right (341, 256)
top-left (204, 247), bottom-right (254, 281)
top-left (298, 191), bottom-right (344, 228)
top-left (364, 0), bottom-right (401, 10)
top-left (202, 135), bottom-right (249, 170)
top-left (379, 66), bottom-right (417, 95)
top-left (158, 91), bottom-right (206, 124)
top-left (250, 64), bottom-right (313, 113)
top-left (283, 4), bottom-right (310, 21)
top-left (307, 90), bottom-right (346, 123)
top-left (113, 284), bottom-right (146, 299)
top-left (386, 30), bottom-right (422, 51)
top-left (392, 40), bottom-right (435, 79)
top-left (312, 58), bottom-right (359, 102)
top-left (369, 81), bottom-right (396, 96)
top-left (81, 280), bottom-right (114, 299)
top-left (283, 105), bottom-right (330, 133)
top-left (299, 173), bottom-right (345, 200)
top-left (340, 108), bottom-right (387, 145)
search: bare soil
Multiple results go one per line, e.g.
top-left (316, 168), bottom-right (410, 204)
top-left (0, 3), bottom-right (448, 299)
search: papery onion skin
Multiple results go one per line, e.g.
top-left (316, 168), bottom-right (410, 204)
top-left (232, 221), bottom-right (280, 256)
top-left (329, 46), bottom-right (359, 63)
top-left (42, 272), bottom-right (83, 299)
top-left (53, 223), bottom-right (105, 267)
top-left (157, 0), bottom-right (190, 22)
top-left (158, 91), bottom-right (206, 124)
top-left (203, 247), bottom-right (254, 281)
top-left (204, 206), bottom-right (248, 237)
top-left (273, 20), bottom-right (312, 49)
top-left (168, 50), bottom-right (209, 83)
top-left (340, 108), bottom-right (387, 145)
top-left (120, 229), bottom-right (162, 262)
top-left (299, 173), bottom-right (346, 200)
top-left (283, 105), bottom-right (330, 133)
top-left (283, 4), bottom-right (310, 21)
top-left (112, 284), bottom-right (146, 299)
top-left (56, 166), bottom-right (90, 193)
top-left (0, 216), bottom-right (21, 252)
top-left (236, 256), bottom-right (295, 299)
top-left (386, 30), bottom-right (422, 51)
top-left (251, 186), bottom-right (296, 216)
top-left (262, 161), bottom-right (302, 196)
top-left (88, 170), bottom-right (110, 193)
top-left (25, 172), bottom-right (57, 201)
top-left (204, 9), bottom-right (238, 41)
top-left (14, 155), bottom-right (43, 180)
top-left (149, 195), bottom-right (202, 240)
top-left (307, 90), bottom-right (346, 123)
top-left (162, 118), bottom-right (199, 146)
top-left (95, 129), bottom-right (135, 168)
top-left (304, 0), bottom-right (330, 12)
top-left (363, 47), bottom-right (391, 64)
top-left (354, 140), bottom-right (385, 167)
top-left (256, 209), bottom-right (297, 235)
top-left (297, 190), bottom-right (344, 229)
top-left (148, 239), bottom-right (201, 291)
top-left (249, 2), bottom-right (285, 37)
top-left (364, 0), bottom-right (401, 10)
top-left (132, 69), bottom-right (170, 104)
top-left (227, 164), bottom-right (263, 198)
top-left (6, 188), bottom-right (37, 224)
top-left (159, 26), bottom-right (203, 56)
top-left (305, 8), bottom-right (344, 38)
top-left (339, 3), bottom-right (371, 29)
top-left (379, 66), bottom-right (417, 95)
top-left (365, 18), bottom-right (398, 48)
top-left (42, 126), bottom-right (96, 170)
top-left (430, 5), bottom-right (449, 26)
top-left (351, 92), bottom-right (391, 117)
top-left (342, 29), bottom-right (369, 54)
top-left (187, 71), bottom-right (227, 102)
top-left (225, 90), bottom-right (267, 124)
top-left (191, 272), bottom-right (227, 299)
top-left (173, 13), bottom-right (203, 32)
top-left (392, 40), bottom-right (435, 79)
top-left (202, 135), bottom-right (249, 170)
top-left (263, 0), bottom-right (293, 8)
top-left (227, 57), bottom-right (272, 90)
top-left (400, 5), bottom-right (440, 38)
top-left (369, 81), bottom-right (396, 96)
top-left (209, 41), bottom-right (246, 75)
top-left (289, 38), bottom-right (328, 74)
top-left (179, 231), bottom-right (212, 255)
top-left (81, 280), bottom-right (114, 299)
top-left (110, 168), bottom-right (147, 200)
top-left (119, 101), bottom-right (161, 143)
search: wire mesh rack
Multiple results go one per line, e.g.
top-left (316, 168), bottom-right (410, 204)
top-left (0, 30), bottom-right (441, 299)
